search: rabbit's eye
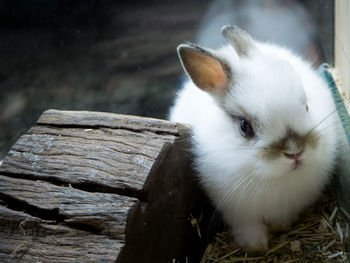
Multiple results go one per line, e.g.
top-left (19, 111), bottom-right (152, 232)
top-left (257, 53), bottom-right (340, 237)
top-left (239, 118), bottom-right (255, 138)
top-left (306, 104), bottom-right (309, 112)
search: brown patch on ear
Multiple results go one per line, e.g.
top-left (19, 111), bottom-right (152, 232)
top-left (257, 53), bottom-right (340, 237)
top-left (261, 129), bottom-right (320, 161)
top-left (177, 44), bottom-right (231, 96)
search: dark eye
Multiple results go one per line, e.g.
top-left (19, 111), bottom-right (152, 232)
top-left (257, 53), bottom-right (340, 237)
top-left (239, 118), bottom-right (255, 138)
top-left (306, 104), bottom-right (309, 112)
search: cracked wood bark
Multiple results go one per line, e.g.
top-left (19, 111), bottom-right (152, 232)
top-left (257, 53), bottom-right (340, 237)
top-left (0, 109), bottom-right (207, 263)
top-left (0, 205), bottom-right (126, 263)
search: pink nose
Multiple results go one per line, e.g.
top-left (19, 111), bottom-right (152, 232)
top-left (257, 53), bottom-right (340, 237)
top-left (284, 150), bottom-right (303, 160)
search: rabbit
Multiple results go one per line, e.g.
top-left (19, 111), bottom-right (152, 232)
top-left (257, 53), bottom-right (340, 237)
top-left (169, 25), bottom-right (340, 252)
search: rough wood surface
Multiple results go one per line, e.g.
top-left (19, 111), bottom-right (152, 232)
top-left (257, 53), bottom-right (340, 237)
top-left (1, 109), bottom-right (182, 198)
top-left (0, 109), bottom-right (207, 263)
top-left (37, 109), bottom-right (181, 135)
top-left (0, 175), bottom-right (140, 237)
top-left (0, 205), bottom-right (125, 263)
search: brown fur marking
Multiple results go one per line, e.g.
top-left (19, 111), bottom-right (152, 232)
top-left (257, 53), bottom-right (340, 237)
top-left (261, 128), bottom-right (319, 161)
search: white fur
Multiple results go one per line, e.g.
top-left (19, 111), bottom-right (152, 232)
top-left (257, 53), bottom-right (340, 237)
top-left (169, 41), bottom-right (339, 251)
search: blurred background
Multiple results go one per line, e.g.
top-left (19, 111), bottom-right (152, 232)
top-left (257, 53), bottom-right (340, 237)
top-left (0, 0), bottom-right (333, 159)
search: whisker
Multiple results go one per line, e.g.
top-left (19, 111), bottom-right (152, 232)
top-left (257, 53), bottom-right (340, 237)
top-left (312, 121), bottom-right (338, 137)
top-left (234, 176), bottom-right (256, 214)
top-left (207, 174), bottom-right (254, 237)
top-left (307, 109), bottom-right (337, 135)
top-left (253, 177), bottom-right (270, 205)
top-left (175, 136), bottom-right (194, 143)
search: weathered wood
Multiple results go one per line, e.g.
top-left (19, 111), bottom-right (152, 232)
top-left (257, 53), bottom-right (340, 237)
top-left (0, 175), bottom-right (141, 237)
top-left (37, 109), bottom-right (181, 135)
top-left (1, 125), bottom-right (170, 197)
top-left (0, 205), bottom-right (125, 263)
top-left (1, 109), bottom-right (184, 199)
top-left (0, 109), bottom-right (208, 263)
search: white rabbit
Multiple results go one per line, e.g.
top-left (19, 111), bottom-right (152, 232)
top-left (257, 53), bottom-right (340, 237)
top-left (169, 26), bottom-right (339, 252)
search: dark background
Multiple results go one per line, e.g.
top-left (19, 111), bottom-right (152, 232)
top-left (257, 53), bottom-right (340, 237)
top-left (0, 0), bottom-right (333, 159)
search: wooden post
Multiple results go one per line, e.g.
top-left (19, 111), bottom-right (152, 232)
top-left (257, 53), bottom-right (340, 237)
top-left (335, 0), bottom-right (350, 105)
top-left (0, 109), bottom-right (210, 263)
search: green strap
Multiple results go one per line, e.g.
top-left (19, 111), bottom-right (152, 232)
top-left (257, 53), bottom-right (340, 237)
top-left (318, 63), bottom-right (350, 144)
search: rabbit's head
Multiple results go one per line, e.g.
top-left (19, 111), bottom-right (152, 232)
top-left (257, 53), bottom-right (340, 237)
top-left (177, 26), bottom-right (337, 179)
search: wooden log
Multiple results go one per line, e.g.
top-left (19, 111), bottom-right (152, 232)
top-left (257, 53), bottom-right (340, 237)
top-left (0, 205), bottom-right (126, 263)
top-left (0, 109), bottom-right (209, 263)
top-left (0, 174), bottom-right (141, 237)
top-left (1, 110), bottom-right (180, 197)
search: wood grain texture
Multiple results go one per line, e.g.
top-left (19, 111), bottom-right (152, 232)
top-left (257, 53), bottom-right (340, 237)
top-left (1, 125), bottom-right (171, 196)
top-left (0, 109), bottom-right (187, 199)
top-left (0, 175), bottom-right (141, 238)
top-left (0, 109), bottom-right (208, 263)
top-left (0, 205), bottom-right (124, 263)
top-left (37, 109), bottom-right (182, 135)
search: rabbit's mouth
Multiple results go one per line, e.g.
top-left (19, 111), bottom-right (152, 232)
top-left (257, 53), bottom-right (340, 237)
top-left (260, 128), bottom-right (319, 164)
top-left (284, 150), bottom-right (304, 170)
top-left (291, 158), bottom-right (303, 170)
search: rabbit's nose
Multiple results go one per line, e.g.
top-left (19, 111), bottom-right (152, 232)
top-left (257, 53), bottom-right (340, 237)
top-left (283, 150), bottom-right (304, 160)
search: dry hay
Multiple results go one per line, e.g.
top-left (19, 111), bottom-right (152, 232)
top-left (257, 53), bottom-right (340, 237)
top-left (200, 189), bottom-right (347, 263)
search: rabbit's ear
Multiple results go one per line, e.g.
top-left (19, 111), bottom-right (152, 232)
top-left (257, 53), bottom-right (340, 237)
top-left (177, 43), bottom-right (231, 97)
top-left (221, 25), bottom-right (254, 57)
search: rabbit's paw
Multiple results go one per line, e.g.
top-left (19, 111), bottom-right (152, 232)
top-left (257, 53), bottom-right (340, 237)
top-left (234, 224), bottom-right (268, 252)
